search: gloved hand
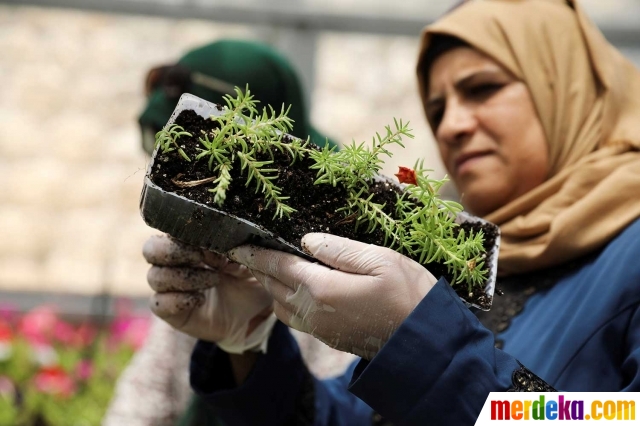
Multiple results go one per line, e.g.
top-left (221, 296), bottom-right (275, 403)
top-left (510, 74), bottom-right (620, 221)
top-left (227, 233), bottom-right (438, 359)
top-left (144, 234), bottom-right (277, 354)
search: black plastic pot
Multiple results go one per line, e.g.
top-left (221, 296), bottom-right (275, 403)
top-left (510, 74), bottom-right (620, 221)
top-left (140, 175), bottom-right (316, 262)
top-left (139, 94), bottom-right (500, 310)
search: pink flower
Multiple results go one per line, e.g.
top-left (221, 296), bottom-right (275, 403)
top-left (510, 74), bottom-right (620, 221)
top-left (53, 320), bottom-right (76, 345)
top-left (75, 360), bottom-right (93, 381)
top-left (109, 298), bottom-right (150, 350)
top-left (109, 316), bottom-right (150, 350)
top-left (0, 304), bottom-right (18, 324)
top-left (18, 306), bottom-right (58, 346)
top-left (75, 323), bottom-right (97, 348)
top-left (34, 366), bottom-right (76, 398)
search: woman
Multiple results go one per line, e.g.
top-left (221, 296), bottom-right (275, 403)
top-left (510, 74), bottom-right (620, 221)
top-left (146, 1), bottom-right (640, 425)
top-left (138, 39), bottom-right (336, 154)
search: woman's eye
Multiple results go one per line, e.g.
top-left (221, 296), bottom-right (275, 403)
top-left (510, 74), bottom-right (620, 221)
top-left (468, 83), bottom-right (503, 98)
top-left (430, 108), bottom-right (444, 128)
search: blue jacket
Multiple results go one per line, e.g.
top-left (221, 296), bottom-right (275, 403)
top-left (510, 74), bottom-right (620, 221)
top-left (190, 218), bottom-right (640, 425)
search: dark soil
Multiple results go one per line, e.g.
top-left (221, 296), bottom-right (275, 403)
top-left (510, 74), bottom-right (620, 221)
top-left (149, 109), bottom-right (495, 309)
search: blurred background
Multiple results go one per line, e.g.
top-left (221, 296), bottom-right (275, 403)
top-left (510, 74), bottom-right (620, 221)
top-left (0, 0), bottom-right (639, 422)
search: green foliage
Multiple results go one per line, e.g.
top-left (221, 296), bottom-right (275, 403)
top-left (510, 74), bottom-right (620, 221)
top-left (341, 159), bottom-right (487, 288)
top-left (192, 85), bottom-right (304, 219)
top-left (0, 306), bottom-right (145, 426)
top-left (155, 124), bottom-right (192, 162)
top-left (158, 86), bottom-right (488, 288)
top-left (309, 119), bottom-right (410, 191)
top-left (0, 337), bottom-right (135, 426)
top-left (307, 121), bottom-right (486, 287)
top-left (396, 161), bottom-right (487, 289)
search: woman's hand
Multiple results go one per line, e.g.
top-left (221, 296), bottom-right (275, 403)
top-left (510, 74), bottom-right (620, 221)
top-left (228, 233), bottom-right (438, 359)
top-left (144, 234), bottom-right (276, 354)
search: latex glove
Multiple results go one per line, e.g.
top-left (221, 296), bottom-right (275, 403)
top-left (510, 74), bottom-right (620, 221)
top-left (227, 233), bottom-right (438, 359)
top-left (144, 234), bottom-right (277, 354)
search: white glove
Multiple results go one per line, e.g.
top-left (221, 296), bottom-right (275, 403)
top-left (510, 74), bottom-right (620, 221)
top-left (144, 235), bottom-right (277, 354)
top-left (227, 233), bottom-right (438, 360)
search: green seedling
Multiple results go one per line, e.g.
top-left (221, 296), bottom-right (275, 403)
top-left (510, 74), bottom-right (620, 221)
top-left (157, 85), bottom-right (488, 289)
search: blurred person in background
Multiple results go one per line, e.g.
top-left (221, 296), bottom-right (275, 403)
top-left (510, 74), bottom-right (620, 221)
top-left (137, 40), bottom-right (337, 154)
top-left (145, 0), bottom-right (640, 424)
top-left (104, 39), bottom-right (350, 426)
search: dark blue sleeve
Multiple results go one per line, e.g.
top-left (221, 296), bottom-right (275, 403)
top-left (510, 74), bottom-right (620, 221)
top-left (349, 277), bottom-right (521, 425)
top-left (190, 321), bottom-right (373, 426)
top-left (622, 306), bottom-right (640, 390)
top-left (191, 278), bottom-right (522, 425)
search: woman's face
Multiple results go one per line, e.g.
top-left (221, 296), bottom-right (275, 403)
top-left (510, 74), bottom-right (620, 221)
top-left (426, 47), bottom-right (549, 217)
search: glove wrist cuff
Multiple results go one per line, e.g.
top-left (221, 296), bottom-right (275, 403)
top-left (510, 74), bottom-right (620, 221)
top-left (217, 313), bottom-right (278, 354)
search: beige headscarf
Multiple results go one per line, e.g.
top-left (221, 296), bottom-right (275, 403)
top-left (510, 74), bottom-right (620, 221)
top-left (417, 0), bottom-right (640, 276)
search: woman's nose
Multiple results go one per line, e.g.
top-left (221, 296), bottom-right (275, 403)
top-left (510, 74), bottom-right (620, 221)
top-left (436, 101), bottom-right (478, 146)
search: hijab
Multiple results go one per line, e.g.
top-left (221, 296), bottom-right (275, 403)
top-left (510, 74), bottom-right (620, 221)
top-left (417, 0), bottom-right (640, 275)
top-left (139, 39), bottom-right (336, 154)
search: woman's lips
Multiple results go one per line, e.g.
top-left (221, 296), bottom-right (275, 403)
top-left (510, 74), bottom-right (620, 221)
top-left (454, 152), bottom-right (494, 176)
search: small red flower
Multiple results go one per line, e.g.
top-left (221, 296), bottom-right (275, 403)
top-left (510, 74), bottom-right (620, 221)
top-left (0, 321), bottom-right (12, 342)
top-left (395, 166), bottom-right (418, 185)
top-left (34, 366), bottom-right (76, 398)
